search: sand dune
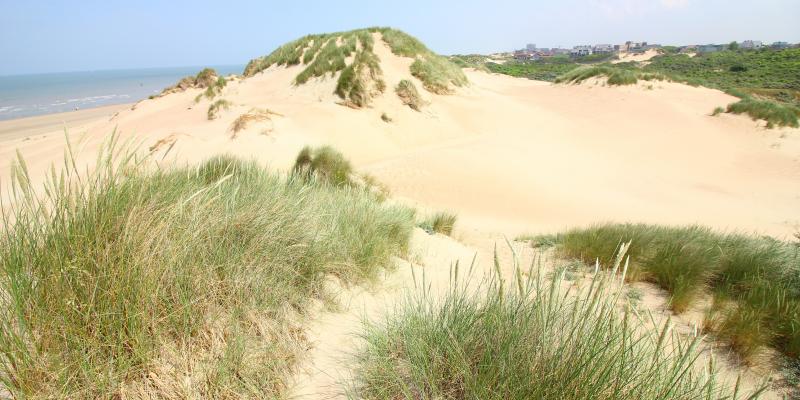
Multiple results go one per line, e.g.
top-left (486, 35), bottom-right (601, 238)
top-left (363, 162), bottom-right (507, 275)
top-left (1, 32), bottom-right (798, 398)
top-left (612, 48), bottom-right (661, 64)
top-left (2, 36), bottom-right (797, 239)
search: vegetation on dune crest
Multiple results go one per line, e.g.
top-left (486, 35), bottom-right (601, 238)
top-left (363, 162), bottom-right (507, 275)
top-left (351, 259), bottom-right (765, 399)
top-left (0, 138), bottom-right (414, 398)
top-left (418, 212), bottom-right (457, 236)
top-left (160, 67), bottom-right (224, 97)
top-left (243, 27), bottom-right (467, 107)
top-left (395, 79), bottom-right (425, 110)
top-left (472, 47), bottom-right (800, 128)
top-left (521, 223), bottom-right (800, 363)
top-left (555, 65), bottom-right (666, 86)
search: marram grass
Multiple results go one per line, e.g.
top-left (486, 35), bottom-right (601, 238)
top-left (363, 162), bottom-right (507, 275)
top-left (349, 254), bottom-right (768, 399)
top-left (0, 136), bottom-right (414, 398)
top-left (521, 223), bottom-right (800, 363)
top-left (243, 27), bottom-right (466, 106)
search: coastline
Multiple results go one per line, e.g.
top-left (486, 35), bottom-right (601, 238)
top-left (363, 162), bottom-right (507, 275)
top-left (0, 103), bottom-right (132, 142)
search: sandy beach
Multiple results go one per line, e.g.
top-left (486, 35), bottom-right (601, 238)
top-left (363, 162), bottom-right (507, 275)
top-left (0, 103), bottom-right (131, 142)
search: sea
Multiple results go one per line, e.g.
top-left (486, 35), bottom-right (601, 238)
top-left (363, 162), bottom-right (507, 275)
top-left (0, 65), bottom-right (244, 121)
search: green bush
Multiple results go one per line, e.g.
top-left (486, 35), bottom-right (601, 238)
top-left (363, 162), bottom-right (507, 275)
top-left (0, 140), bottom-right (415, 397)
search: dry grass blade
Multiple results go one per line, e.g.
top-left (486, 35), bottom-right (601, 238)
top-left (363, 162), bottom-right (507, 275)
top-left (229, 108), bottom-right (283, 137)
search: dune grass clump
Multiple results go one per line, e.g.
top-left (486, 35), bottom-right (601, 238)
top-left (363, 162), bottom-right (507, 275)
top-left (526, 223), bottom-right (800, 362)
top-left (410, 56), bottom-right (468, 94)
top-left (207, 98), bottom-right (231, 120)
top-left (243, 36), bottom-right (311, 76)
top-left (351, 259), bottom-right (763, 399)
top-left (292, 145), bottom-right (354, 187)
top-left (0, 139), bottom-right (415, 398)
top-left (244, 28), bottom-right (467, 103)
top-left (229, 108), bottom-right (281, 136)
top-left (395, 79), bottom-right (425, 111)
top-left (335, 50), bottom-right (386, 108)
top-left (556, 65), bottom-right (667, 87)
top-left (160, 67), bottom-right (223, 97)
top-left (418, 212), bottom-right (457, 236)
top-left (725, 98), bottom-right (800, 128)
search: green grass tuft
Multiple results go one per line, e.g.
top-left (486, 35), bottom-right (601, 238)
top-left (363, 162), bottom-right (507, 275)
top-left (555, 65), bottom-right (661, 86)
top-left (410, 56), bottom-right (468, 94)
top-left (0, 139), bottom-right (415, 398)
top-left (725, 98), bottom-right (800, 128)
top-left (207, 98), bottom-right (231, 120)
top-left (418, 212), bottom-right (457, 236)
top-left (292, 145), bottom-right (354, 187)
top-left (350, 261), bottom-right (764, 399)
top-left (539, 223), bottom-right (800, 362)
top-left (395, 79), bottom-right (425, 110)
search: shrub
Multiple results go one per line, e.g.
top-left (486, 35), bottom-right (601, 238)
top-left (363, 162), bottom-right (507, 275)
top-left (418, 212), bottom-right (457, 236)
top-left (292, 145), bottom-right (354, 187)
top-left (350, 261), bottom-right (764, 399)
top-left (711, 106), bottom-right (725, 116)
top-left (726, 98), bottom-right (800, 128)
top-left (0, 140), bottom-right (415, 398)
top-left (207, 99), bottom-right (231, 120)
top-left (395, 79), bottom-right (424, 110)
top-left (380, 112), bottom-right (392, 122)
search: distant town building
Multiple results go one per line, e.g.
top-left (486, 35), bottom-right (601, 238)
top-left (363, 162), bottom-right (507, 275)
top-left (697, 44), bottom-right (725, 53)
top-left (593, 44), bottom-right (615, 54)
top-left (679, 45), bottom-right (697, 53)
top-left (771, 41), bottom-right (790, 49)
top-left (571, 45), bottom-right (593, 56)
top-left (513, 50), bottom-right (530, 60)
top-left (740, 40), bottom-right (763, 49)
top-left (526, 44), bottom-right (537, 51)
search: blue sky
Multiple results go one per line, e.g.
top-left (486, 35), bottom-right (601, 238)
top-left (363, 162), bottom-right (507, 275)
top-left (1, 0), bottom-right (798, 75)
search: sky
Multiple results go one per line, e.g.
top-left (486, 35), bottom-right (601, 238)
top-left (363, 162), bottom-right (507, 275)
top-left (1, 0), bottom-right (798, 75)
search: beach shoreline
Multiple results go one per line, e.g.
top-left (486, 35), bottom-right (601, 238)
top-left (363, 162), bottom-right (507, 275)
top-left (0, 103), bottom-right (132, 142)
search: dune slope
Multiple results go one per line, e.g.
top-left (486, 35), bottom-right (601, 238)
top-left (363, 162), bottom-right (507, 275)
top-left (2, 33), bottom-right (797, 238)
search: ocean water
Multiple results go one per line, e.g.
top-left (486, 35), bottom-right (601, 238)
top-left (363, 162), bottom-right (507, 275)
top-left (0, 65), bottom-right (244, 121)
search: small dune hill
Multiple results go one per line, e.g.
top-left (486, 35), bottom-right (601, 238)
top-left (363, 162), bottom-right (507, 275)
top-left (242, 28), bottom-right (467, 108)
top-left (160, 68), bottom-right (224, 96)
